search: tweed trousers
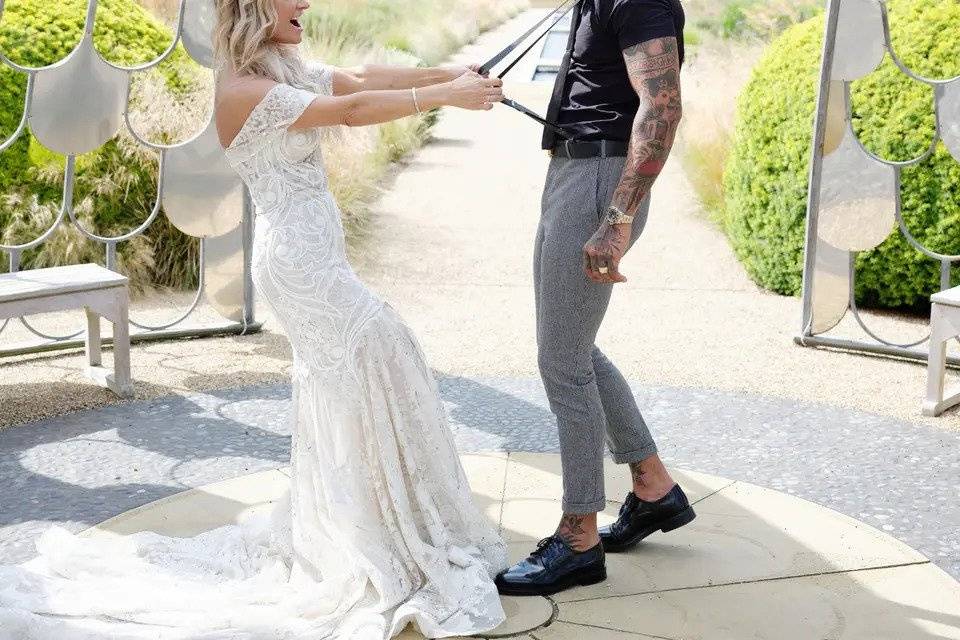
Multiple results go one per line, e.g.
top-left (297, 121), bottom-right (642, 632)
top-left (534, 154), bottom-right (657, 514)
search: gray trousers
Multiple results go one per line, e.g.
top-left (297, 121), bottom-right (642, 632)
top-left (535, 155), bottom-right (657, 514)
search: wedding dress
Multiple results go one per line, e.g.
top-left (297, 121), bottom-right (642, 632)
top-left (0, 61), bottom-right (509, 640)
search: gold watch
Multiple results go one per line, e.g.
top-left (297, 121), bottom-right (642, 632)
top-left (605, 205), bottom-right (634, 225)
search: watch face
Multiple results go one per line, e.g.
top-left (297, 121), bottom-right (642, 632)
top-left (606, 207), bottom-right (631, 224)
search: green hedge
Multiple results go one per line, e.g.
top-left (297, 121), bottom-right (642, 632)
top-left (0, 0), bottom-right (202, 289)
top-left (722, 0), bottom-right (960, 310)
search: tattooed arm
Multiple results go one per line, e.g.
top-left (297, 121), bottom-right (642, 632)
top-left (582, 36), bottom-right (682, 284)
top-left (611, 37), bottom-right (682, 217)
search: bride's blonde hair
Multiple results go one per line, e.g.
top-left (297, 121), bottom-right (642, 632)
top-left (212, 0), bottom-right (311, 88)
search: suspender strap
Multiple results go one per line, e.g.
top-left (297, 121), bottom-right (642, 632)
top-left (478, 0), bottom-right (579, 76)
top-left (479, 0), bottom-right (580, 140)
top-left (501, 98), bottom-right (571, 138)
top-left (541, 0), bottom-right (583, 149)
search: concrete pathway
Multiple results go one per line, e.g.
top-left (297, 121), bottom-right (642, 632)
top-left (81, 455), bottom-right (960, 639)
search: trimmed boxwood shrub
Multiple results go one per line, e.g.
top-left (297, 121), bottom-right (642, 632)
top-left (0, 0), bottom-right (203, 289)
top-left (722, 0), bottom-right (960, 310)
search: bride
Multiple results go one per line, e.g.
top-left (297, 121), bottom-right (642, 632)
top-left (0, 0), bottom-right (510, 638)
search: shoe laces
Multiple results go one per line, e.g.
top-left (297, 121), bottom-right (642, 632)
top-left (530, 535), bottom-right (562, 559)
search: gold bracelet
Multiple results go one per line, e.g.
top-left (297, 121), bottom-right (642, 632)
top-left (411, 87), bottom-right (422, 114)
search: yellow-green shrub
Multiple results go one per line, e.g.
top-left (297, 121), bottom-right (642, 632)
top-left (722, 0), bottom-right (960, 309)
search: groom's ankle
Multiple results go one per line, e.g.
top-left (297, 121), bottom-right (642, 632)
top-left (556, 512), bottom-right (600, 552)
top-left (629, 455), bottom-right (674, 502)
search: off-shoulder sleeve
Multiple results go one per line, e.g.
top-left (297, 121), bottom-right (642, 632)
top-left (304, 60), bottom-right (335, 96)
top-left (228, 83), bottom-right (318, 152)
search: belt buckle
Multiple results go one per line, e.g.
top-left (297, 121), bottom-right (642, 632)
top-left (600, 140), bottom-right (607, 157)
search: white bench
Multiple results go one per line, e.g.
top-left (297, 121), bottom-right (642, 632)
top-left (924, 286), bottom-right (960, 416)
top-left (0, 263), bottom-right (133, 397)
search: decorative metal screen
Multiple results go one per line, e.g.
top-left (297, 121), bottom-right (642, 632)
top-left (0, 0), bottom-right (259, 357)
top-left (799, 0), bottom-right (960, 364)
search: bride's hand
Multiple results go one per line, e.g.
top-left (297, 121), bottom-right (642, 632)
top-left (441, 63), bottom-right (488, 80)
top-left (447, 72), bottom-right (504, 111)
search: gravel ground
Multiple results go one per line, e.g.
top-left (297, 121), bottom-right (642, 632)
top-left (2, 378), bottom-right (957, 579)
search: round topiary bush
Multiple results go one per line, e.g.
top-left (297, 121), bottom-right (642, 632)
top-left (0, 0), bottom-right (203, 291)
top-left (722, 0), bottom-right (960, 310)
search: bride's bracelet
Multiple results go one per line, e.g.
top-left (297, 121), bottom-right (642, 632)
top-left (411, 87), bottom-right (422, 115)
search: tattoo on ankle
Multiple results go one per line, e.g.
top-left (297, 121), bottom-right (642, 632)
top-left (557, 514), bottom-right (587, 547)
top-left (630, 462), bottom-right (648, 488)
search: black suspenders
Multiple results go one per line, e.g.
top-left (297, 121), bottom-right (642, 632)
top-left (478, 0), bottom-right (581, 139)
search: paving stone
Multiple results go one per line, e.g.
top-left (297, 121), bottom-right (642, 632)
top-left (531, 621), bottom-right (659, 640)
top-left (88, 468), bottom-right (288, 538)
top-left (556, 563), bottom-right (960, 640)
top-left (75, 455), bottom-right (960, 639)
top-left (550, 479), bottom-right (925, 603)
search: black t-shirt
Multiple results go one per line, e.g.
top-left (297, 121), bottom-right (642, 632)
top-left (556, 0), bottom-right (685, 142)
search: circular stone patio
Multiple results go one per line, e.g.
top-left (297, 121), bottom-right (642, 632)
top-left (82, 454), bottom-right (960, 639)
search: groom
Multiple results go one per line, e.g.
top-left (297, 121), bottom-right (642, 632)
top-left (496, 0), bottom-right (691, 596)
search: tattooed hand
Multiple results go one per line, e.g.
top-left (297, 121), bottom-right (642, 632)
top-left (583, 220), bottom-right (630, 284)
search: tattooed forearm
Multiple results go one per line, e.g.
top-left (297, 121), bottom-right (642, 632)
top-left (609, 37), bottom-right (682, 217)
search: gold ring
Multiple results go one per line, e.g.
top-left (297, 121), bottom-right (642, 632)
top-left (598, 266), bottom-right (609, 274)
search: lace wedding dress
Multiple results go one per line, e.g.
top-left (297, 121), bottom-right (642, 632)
top-left (0, 62), bottom-right (508, 640)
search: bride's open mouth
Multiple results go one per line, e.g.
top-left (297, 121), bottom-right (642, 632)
top-left (290, 18), bottom-right (302, 30)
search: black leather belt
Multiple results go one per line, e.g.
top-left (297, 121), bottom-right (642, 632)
top-left (550, 140), bottom-right (629, 158)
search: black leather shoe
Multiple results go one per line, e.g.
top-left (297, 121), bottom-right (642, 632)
top-left (494, 535), bottom-right (606, 596)
top-left (600, 484), bottom-right (696, 553)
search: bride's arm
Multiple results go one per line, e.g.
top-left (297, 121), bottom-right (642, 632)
top-left (293, 71), bottom-right (503, 128)
top-left (329, 63), bottom-right (480, 95)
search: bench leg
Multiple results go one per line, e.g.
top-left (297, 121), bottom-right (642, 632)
top-left (85, 290), bottom-right (134, 398)
top-left (924, 335), bottom-right (947, 416)
top-left (924, 304), bottom-right (960, 417)
top-left (85, 307), bottom-right (101, 367)
top-left (111, 294), bottom-right (133, 398)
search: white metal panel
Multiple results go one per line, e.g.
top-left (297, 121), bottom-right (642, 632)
top-left (162, 116), bottom-right (244, 238)
top-left (29, 38), bottom-right (126, 155)
top-left (818, 129), bottom-right (896, 252)
top-left (204, 225), bottom-right (245, 322)
top-left (831, 0), bottom-right (885, 82)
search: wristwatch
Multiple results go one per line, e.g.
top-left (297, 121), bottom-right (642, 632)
top-left (605, 205), bottom-right (634, 225)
